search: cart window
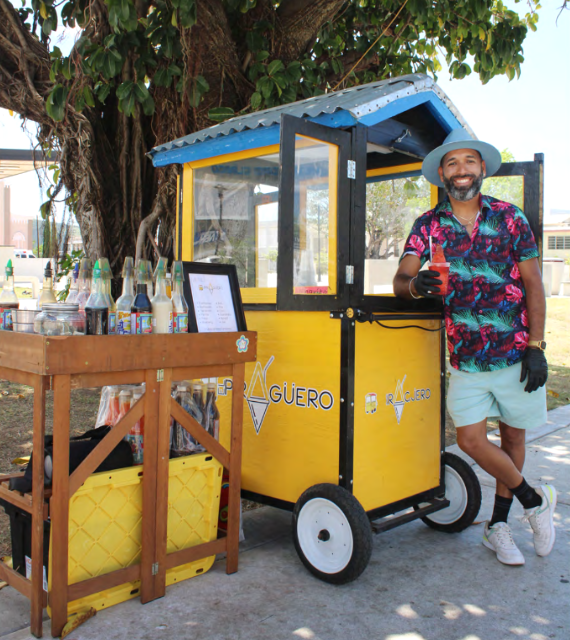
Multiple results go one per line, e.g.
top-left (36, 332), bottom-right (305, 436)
top-left (292, 135), bottom-right (338, 295)
top-left (483, 175), bottom-right (524, 210)
top-left (364, 175), bottom-right (430, 295)
top-left (192, 151), bottom-right (280, 290)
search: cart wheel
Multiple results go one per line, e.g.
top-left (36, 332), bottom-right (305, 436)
top-left (417, 452), bottom-right (481, 533)
top-left (292, 483), bottom-right (372, 585)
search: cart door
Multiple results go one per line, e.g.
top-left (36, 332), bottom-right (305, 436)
top-left (276, 115), bottom-right (352, 311)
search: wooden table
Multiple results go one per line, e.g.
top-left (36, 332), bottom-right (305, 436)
top-left (0, 331), bottom-right (256, 637)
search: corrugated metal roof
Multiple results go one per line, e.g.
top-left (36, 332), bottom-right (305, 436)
top-left (149, 73), bottom-right (471, 158)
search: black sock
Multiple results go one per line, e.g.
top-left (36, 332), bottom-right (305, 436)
top-left (489, 494), bottom-right (513, 526)
top-left (509, 478), bottom-right (542, 509)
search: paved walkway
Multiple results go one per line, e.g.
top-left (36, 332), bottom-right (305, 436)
top-left (2, 410), bottom-right (569, 640)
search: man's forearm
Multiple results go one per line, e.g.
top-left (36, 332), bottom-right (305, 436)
top-left (393, 273), bottom-right (418, 300)
top-left (525, 278), bottom-right (546, 341)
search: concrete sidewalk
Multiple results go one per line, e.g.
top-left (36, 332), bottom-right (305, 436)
top-left (2, 419), bottom-right (569, 640)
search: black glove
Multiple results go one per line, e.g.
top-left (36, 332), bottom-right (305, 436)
top-left (412, 270), bottom-right (443, 299)
top-left (520, 348), bottom-right (548, 393)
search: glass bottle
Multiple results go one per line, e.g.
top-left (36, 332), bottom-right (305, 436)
top-left (151, 265), bottom-right (173, 334)
top-left (131, 262), bottom-right (152, 334)
top-left (145, 260), bottom-right (154, 298)
top-left (75, 258), bottom-right (93, 315)
top-left (192, 381), bottom-right (205, 416)
top-left (38, 261), bottom-right (57, 308)
top-left (0, 259), bottom-right (19, 331)
top-left (170, 385), bottom-right (203, 457)
top-left (116, 257), bottom-right (135, 335)
top-left (204, 382), bottom-right (220, 440)
top-left (136, 259), bottom-right (154, 299)
top-left (171, 261), bottom-right (189, 333)
top-left (99, 258), bottom-right (116, 334)
top-left (126, 388), bottom-right (144, 464)
top-left (65, 262), bottom-right (80, 304)
top-left (84, 259), bottom-right (109, 335)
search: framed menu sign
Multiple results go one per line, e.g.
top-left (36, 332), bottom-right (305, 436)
top-left (182, 262), bottom-right (247, 333)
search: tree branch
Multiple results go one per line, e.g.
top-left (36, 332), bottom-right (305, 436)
top-left (275, 0), bottom-right (347, 62)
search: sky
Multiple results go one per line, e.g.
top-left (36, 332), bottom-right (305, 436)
top-left (0, 1), bottom-right (569, 225)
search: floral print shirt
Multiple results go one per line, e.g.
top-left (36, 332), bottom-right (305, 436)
top-left (402, 195), bottom-right (539, 372)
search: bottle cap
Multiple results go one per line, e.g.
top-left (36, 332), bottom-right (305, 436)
top-left (99, 258), bottom-right (112, 281)
top-left (78, 258), bottom-right (92, 279)
top-left (122, 257), bottom-right (134, 278)
top-left (172, 261), bottom-right (184, 281)
top-left (153, 257), bottom-right (168, 280)
top-left (93, 259), bottom-right (101, 279)
top-left (5, 259), bottom-right (13, 277)
top-left (73, 263), bottom-right (79, 279)
top-left (44, 261), bottom-right (53, 278)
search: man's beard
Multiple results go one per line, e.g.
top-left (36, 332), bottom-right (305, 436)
top-left (443, 171), bottom-right (484, 201)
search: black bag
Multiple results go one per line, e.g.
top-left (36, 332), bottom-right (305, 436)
top-left (9, 426), bottom-right (134, 494)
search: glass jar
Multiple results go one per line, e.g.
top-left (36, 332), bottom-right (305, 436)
top-left (33, 303), bottom-right (85, 335)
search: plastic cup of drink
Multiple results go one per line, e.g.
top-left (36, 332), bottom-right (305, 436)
top-left (430, 262), bottom-right (450, 295)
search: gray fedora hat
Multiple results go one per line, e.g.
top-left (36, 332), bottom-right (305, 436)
top-left (422, 128), bottom-right (502, 187)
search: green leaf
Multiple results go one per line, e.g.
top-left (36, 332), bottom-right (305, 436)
top-left (188, 75), bottom-right (209, 108)
top-left (120, 0), bottom-right (130, 22)
top-left (46, 84), bottom-right (68, 122)
top-left (83, 86), bottom-right (95, 107)
top-left (267, 59), bottom-right (284, 76)
top-left (116, 80), bottom-right (134, 100)
top-left (94, 82), bottom-right (111, 103)
top-left (250, 91), bottom-right (262, 110)
top-left (257, 75), bottom-right (273, 99)
top-left (134, 80), bottom-right (150, 102)
top-left (207, 107), bottom-right (235, 122)
top-left (256, 51), bottom-right (270, 62)
top-left (141, 95), bottom-right (155, 116)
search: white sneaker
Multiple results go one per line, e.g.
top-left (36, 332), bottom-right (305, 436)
top-left (523, 484), bottom-right (557, 557)
top-left (483, 521), bottom-right (525, 565)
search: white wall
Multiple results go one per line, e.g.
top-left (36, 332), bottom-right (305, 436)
top-left (0, 245), bottom-right (49, 280)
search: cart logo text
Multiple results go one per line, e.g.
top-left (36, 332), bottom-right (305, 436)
top-left (217, 356), bottom-right (335, 434)
top-left (386, 375), bottom-right (431, 425)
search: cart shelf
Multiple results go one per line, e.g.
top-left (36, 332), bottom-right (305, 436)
top-left (0, 331), bottom-right (256, 638)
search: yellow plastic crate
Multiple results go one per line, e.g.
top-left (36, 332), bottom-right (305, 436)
top-left (48, 453), bottom-right (223, 617)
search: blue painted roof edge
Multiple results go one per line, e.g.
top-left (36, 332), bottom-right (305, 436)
top-left (151, 84), bottom-right (470, 168)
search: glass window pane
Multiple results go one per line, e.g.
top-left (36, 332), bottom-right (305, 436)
top-left (548, 236), bottom-right (555, 249)
top-left (192, 152), bottom-right (279, 288)
top-left (364, 175), bottom-right (431, 295)
top-left (293, 135), bottom-right (338, 295)
top-left (483, 175), bottom-right (524, 210)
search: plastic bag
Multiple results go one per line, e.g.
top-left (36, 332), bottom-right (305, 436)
top-left (95, 386), bottom-right (121, 427)
top-left (170, 385), bottom-right (204, 457)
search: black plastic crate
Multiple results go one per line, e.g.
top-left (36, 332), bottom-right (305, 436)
top-left (0, 498), bottom-right (50, 584)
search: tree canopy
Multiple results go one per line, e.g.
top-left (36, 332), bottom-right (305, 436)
top-left (0, 0), bottom-right (541, 272)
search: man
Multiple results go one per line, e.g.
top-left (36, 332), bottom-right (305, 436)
top-left (393, 128), bottom-right (556, 566)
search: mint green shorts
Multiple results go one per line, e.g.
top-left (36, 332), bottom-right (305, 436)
top-left (447, 362), bottom-right (547, 429)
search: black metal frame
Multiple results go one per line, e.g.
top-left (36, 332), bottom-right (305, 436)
top-left (493, 153), bottom-right (544, 264)
top-left (177, 166), bottom-right (184, 261)
top-left (276, 115), bottom-right (351, 312)
top-left (181, 261), bottom-right (248, 333)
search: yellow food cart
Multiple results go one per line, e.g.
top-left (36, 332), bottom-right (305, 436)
top-left (149, 73), bottom-right (544, 584)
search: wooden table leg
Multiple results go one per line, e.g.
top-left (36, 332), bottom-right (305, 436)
top-left (30, 375), bottom-right (47, 638)
top-left (226, 364), bottom-right (245, 575)
top-left (140, 370), bottom-right (160, 604)
top-left (154, 367), bottom-right (173, 598)
top-left (50, 375), bottom-right (71, 637)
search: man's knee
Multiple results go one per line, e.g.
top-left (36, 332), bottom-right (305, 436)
top-left (456, 429), bottom-right (486, 456)
top-left (499, 422), bottom-right (526, 450)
